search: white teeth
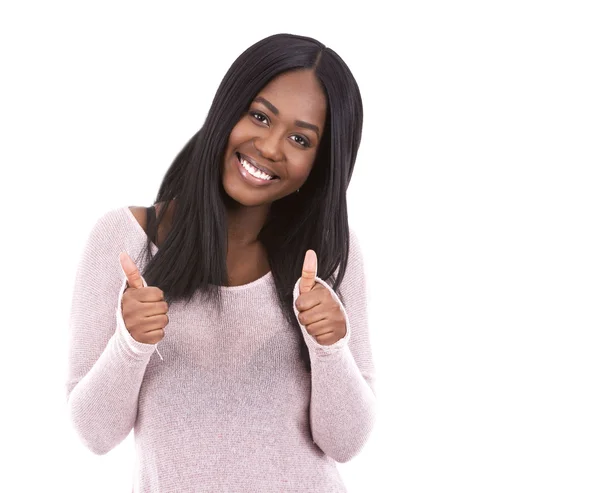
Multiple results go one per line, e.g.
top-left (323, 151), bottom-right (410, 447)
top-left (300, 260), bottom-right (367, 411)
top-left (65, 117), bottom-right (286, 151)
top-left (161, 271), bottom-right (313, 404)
top-left (240, 156), bottom-right (274, 181)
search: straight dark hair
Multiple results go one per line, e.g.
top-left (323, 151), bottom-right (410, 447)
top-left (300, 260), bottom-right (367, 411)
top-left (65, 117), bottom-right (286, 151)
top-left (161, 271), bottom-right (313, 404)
top-left (136, 33), bottom-right (363, 372)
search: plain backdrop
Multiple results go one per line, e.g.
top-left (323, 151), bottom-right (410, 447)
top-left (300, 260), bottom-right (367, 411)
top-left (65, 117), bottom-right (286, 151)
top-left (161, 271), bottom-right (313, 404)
top-left (1, 1), bottom-right (599, 492)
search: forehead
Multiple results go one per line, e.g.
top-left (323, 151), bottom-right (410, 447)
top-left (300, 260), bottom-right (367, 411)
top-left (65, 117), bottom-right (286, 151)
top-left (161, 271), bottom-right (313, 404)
top-left (255, 70), bottom-right (327, 123)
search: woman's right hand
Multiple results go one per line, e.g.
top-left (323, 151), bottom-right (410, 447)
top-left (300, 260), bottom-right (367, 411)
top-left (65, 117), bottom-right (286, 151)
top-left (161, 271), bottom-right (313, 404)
top-left (118, 252), bottom-right (169, 344)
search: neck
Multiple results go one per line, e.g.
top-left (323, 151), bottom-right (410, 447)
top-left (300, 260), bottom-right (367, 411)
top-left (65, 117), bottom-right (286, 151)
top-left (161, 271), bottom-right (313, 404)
top-left (225, 203), bottom-right (271, 247)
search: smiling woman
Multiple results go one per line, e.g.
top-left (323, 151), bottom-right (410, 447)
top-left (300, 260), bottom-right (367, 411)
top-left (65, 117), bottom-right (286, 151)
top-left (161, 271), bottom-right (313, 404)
top-left (66, 33), bottom-right (375, 493)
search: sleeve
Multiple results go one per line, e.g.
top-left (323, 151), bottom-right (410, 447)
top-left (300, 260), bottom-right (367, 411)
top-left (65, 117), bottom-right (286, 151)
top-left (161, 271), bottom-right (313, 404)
top-left (65, 210), bottom-right (159, 455)
top-left (292, 228), bottom-right (377, 463)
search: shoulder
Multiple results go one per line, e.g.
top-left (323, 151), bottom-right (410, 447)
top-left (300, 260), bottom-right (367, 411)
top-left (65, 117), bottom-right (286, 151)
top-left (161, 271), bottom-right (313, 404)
top-left (128, 206), bottom-right (148, 234)
top-left (348, 226), bottom-right (364, 264)
top-left (82, 205), bottom-right (149, 252)
top-left (127, 202), bottom-right (173, 247)
top-left (326, 227), bottom-right (365, 287)
top-left (127, 203), bottom-right (166, 234)
top-left (339, 226), bottom-right (367, 290)
top-left (78, 206), bottom-right (144, 268)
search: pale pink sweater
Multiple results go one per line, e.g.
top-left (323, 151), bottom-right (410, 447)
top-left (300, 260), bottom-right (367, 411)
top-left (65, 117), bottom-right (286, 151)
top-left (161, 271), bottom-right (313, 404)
top-left (65, 206), bottom-right (377, 492)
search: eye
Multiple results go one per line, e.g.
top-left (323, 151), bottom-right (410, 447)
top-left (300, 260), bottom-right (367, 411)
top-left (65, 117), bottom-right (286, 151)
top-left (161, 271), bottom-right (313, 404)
top-left (248, 110), bottom-right (312, 149)
top-left (249, 111), bottom-right (268, 124)
top-left (292, 135), bottom-right (310, 148)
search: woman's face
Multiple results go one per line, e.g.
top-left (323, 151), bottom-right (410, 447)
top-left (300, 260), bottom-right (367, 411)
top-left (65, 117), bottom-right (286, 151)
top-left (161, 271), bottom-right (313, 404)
top-left (221, 69), bottom-right (327, 207)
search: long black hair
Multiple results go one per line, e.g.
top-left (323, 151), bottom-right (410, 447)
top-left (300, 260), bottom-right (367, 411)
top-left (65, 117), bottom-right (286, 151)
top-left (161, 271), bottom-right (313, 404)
top-left (137, 33), bottom-right (363, 372)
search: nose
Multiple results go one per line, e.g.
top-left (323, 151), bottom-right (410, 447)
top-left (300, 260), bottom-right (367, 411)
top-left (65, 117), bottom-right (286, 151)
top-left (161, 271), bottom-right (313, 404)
top-left (253, 130), bottom-right (283, 162)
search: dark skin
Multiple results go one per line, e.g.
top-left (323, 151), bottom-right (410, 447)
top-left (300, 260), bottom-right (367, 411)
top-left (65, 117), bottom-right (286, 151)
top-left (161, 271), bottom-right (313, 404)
top-left (130, 68), bottom-right (328, 287)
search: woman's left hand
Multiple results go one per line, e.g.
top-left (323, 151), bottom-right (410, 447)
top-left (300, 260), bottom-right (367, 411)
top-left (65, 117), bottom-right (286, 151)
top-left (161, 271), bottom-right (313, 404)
top-left (295, 250), bottom-right (347, 346)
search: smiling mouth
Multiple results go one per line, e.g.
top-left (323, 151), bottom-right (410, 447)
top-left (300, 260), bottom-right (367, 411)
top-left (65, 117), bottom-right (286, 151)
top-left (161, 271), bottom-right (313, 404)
top-left (236, 152), bottom-right (280, 180)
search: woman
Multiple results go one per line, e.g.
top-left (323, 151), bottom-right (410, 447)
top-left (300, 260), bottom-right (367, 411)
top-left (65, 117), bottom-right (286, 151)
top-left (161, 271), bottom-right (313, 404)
top-left (66, 33), bottom-right (376, 492)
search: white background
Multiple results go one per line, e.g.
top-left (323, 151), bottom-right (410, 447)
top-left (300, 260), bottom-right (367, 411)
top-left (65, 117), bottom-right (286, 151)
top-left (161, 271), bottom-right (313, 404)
top-left (1, 1), bottom-right (599, 492)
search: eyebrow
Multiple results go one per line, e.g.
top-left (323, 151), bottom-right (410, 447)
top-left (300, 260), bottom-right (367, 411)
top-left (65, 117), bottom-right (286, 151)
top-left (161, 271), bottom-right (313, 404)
top-left (253, 96), bottom-right (320, 138)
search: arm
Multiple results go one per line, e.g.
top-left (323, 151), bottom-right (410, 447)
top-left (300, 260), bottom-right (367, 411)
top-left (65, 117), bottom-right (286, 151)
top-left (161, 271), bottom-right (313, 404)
top-left (65, 210), bottom-right (158, 455)
top-left (292, 229), bottom-right (377, 463)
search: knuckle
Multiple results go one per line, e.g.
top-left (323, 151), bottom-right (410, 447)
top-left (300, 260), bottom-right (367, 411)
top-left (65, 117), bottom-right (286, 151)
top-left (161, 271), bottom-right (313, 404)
top-left (122, 304), bottom-right (132, 319)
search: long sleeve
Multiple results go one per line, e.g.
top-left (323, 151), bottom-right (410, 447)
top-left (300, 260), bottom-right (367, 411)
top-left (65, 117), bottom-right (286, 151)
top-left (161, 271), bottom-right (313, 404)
top-left (65, 211), bottom-right (158, 455)
top-left (292, 229), bottom-right (377, 463)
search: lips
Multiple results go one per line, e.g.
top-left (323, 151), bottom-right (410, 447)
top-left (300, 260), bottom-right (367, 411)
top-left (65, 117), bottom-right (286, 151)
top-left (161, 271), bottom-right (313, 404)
top-left (236, 152), bottom-right (279, 179)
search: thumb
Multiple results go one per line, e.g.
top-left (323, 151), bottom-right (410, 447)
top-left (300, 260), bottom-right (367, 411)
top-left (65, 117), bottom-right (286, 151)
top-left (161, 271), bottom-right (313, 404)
top-left (119, 251), bottom-right (144, 289)
top-left (299, 250), bottom-right (318, 294)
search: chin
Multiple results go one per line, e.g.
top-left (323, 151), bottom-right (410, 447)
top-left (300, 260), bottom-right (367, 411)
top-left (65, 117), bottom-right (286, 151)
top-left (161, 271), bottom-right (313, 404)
top-left (221, 183), bottom-right (271, 207)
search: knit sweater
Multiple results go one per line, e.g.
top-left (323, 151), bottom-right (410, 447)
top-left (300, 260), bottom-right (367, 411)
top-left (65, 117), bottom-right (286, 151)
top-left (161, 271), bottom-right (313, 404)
top-left (65, 205), bottom-right (377, 493)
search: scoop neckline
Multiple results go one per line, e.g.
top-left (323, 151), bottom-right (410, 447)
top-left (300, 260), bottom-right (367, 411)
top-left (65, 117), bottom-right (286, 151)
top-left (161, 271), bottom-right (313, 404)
top-left (121, 205), bottom-right (273, 291)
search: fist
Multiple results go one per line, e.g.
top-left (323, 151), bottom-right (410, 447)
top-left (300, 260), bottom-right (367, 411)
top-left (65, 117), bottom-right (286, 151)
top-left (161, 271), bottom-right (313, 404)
top-left (295, 250), bottom-right (347, 346)
top-left (119, 251), bottom-right (169, 345)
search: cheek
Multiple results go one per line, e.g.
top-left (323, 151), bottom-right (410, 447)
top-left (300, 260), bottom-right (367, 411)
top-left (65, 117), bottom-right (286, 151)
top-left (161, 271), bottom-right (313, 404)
top-left (227, 120), bottom-right (248, 147)
top-left (289, 151), bottom-right (318, 181)
top-left (227, 129), bottom-right (239, 147)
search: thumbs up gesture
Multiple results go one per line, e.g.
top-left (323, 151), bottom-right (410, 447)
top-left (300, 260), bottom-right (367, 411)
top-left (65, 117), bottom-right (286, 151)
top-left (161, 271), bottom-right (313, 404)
top-left (119, 252), bottom-right (169, 345)
top-left (295, 250), bottom-right (347, 346)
